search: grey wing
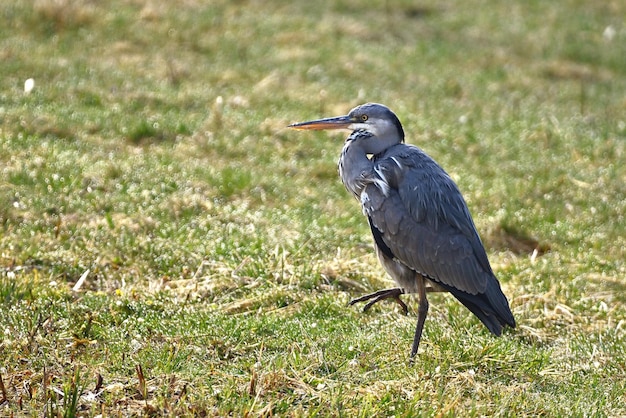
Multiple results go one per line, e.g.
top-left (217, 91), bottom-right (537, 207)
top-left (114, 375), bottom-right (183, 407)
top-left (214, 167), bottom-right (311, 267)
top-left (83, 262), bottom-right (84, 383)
top-left (363, 180), bottom-right (489, 295)
top-left (363, 147), bottom-right (515, 331)
top-left (364, 147), bottom-right (491, 295)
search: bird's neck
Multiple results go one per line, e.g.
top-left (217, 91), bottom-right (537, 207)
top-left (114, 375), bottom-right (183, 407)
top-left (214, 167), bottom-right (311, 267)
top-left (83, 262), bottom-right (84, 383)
top-left (339, 139), bottom-right (374, 198)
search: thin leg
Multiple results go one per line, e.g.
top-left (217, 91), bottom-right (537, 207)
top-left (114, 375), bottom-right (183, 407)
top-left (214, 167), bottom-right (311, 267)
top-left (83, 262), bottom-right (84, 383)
top-left (348, 287), bottom-right (408, 315)
top-left (410, 276), bottom-right (429, 361)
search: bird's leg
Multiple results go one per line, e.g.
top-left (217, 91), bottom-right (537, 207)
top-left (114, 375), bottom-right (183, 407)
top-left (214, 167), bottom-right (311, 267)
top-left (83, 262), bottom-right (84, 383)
top-left (410, 276), bottom-right (429, 361)
top-left (348, 287), bottom-right (408, 315)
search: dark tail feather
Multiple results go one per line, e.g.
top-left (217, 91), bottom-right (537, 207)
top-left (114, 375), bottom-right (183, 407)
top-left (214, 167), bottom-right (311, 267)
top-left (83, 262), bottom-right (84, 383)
top-left (438, 279), bottom-right (516, 335)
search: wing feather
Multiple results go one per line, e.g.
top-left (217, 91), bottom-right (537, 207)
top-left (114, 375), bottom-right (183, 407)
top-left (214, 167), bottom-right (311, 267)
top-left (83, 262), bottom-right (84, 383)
top-left (362, 144), bottom-right (515, 329)
top-left (364, 179), bottom-right (487, 294)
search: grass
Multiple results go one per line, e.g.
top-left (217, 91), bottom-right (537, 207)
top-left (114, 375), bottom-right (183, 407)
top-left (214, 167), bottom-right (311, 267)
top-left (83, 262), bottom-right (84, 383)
top-left (1, 0), bottom-right (625, 415)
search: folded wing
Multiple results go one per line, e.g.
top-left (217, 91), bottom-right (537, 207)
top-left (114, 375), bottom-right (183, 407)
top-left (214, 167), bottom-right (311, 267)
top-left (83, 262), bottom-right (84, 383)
top-left (362, 145), bottom-right (516, 333)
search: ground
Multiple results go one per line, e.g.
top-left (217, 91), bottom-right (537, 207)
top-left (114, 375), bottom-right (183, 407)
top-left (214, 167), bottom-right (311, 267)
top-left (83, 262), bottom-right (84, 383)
top-left (1, 0), bottom-right (625, 416)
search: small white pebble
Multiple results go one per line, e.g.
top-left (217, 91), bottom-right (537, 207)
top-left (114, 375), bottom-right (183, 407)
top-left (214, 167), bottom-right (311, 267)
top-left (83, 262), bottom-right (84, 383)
top-left (24, 78), bottom-right (35, 94)
top-left (603, 26), bottom-right (616, 41)
top-left (130, 339), bottom-right (142, 352)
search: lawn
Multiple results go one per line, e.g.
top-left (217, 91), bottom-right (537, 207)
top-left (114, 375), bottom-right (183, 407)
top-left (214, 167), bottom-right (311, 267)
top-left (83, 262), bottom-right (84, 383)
top-left (1, 0), bottom-right (625, 416)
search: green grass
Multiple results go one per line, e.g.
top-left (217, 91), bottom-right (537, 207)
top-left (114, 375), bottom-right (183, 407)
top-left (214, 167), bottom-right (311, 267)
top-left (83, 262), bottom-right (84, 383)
top-left (1, 0), bottom-right (625, 415)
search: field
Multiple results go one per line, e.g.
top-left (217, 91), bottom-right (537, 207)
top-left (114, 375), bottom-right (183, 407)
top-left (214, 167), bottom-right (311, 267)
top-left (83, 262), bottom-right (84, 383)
top-left (1, 0), bottom-right (625, 416)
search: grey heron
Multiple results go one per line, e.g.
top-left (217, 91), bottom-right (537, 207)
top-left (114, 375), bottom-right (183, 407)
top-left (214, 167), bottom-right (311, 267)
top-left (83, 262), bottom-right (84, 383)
top-left (288, 103), bottom-right (516, 358)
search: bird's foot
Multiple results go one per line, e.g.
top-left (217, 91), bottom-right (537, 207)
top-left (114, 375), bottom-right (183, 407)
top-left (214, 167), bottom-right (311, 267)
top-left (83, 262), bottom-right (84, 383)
top-left (348, 287), bottom-right (408, 315)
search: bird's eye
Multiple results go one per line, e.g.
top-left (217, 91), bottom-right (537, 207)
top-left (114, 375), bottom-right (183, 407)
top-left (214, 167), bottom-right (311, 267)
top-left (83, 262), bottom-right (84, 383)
top-left (361, 114), bottom-right (368, 121)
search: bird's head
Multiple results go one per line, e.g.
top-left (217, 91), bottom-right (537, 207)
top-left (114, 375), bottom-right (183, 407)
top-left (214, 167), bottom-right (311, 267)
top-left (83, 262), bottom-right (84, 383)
top-left (288, 103), bottom-right (405, 155)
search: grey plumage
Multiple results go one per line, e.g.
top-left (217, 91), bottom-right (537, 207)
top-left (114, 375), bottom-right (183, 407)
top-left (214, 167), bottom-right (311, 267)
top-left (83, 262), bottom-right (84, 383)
top-left (289, 103), bottom-right (515, 358)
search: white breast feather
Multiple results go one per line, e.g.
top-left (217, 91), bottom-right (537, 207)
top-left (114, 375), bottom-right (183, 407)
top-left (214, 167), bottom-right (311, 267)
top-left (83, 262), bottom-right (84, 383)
top-left (360, 190), bottom-right (370, 216)
top-left (372, 165), bottom-right (390, 196)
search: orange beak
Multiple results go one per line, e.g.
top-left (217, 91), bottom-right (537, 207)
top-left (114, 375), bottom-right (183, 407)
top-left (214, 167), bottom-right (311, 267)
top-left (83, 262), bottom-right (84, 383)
top-left (288, 115), bottom-right (353, 131)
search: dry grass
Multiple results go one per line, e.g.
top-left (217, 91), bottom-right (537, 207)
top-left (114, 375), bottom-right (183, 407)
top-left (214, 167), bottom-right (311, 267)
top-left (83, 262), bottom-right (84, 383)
top-left (1, 0), bottom-right (625, 415)
top-left (33, 0), bottom-right (97, 31)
